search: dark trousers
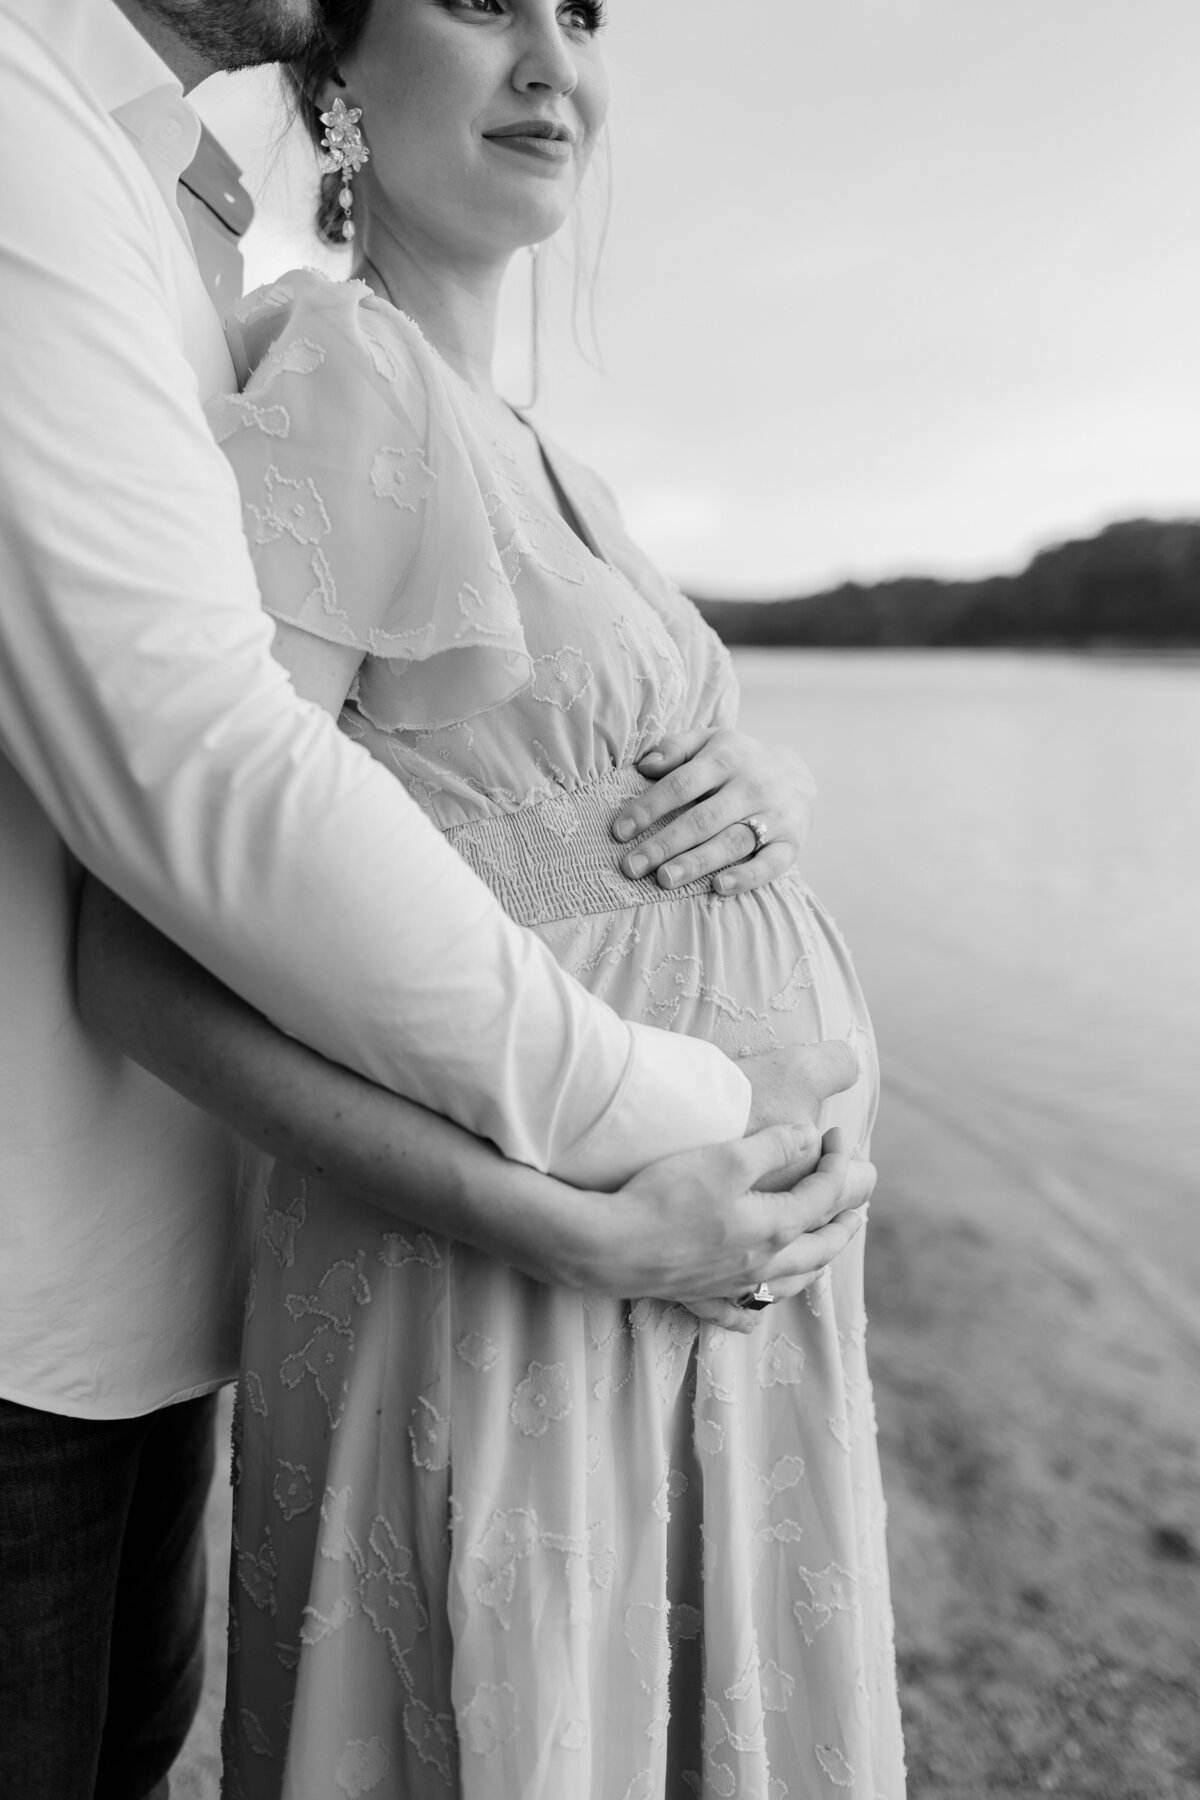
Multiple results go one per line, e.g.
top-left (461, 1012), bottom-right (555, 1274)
top-left (0, 1389), bottom-right (218, 1800)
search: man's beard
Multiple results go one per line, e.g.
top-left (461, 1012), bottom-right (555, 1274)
top-left (142, 0), bottom-right (322, 70)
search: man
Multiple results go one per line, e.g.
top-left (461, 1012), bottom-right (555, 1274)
top-left (0, 2), bottom-right (869, 1795)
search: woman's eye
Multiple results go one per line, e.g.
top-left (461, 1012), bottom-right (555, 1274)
top-left (559, 1), bottom-right (606, 33)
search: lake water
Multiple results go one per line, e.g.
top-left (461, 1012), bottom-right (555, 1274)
top-left (734, 649), bottom-right (1200, 1323)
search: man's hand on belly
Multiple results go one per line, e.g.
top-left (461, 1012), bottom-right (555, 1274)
top-left (583, 1123), bottom-right (873, 1334)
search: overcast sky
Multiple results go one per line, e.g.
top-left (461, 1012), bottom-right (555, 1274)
top-left (194, 0), bottom-right (1200, 597)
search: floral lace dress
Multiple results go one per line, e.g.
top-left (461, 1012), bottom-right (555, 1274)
top-left (213, 272), bottom-right (905, 1800)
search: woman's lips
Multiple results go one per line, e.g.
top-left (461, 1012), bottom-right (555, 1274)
top-left (483, 126), bottom-right (574, 164)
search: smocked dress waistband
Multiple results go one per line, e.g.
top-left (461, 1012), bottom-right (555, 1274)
top-left (444, 766), bottom-right (717, 927)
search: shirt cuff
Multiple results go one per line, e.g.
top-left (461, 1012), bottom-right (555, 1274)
top-left (554, 1025), bottom-right (753, 1192)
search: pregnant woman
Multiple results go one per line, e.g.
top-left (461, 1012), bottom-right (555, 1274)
top-left (145, 2), bottom-right (905, 1794)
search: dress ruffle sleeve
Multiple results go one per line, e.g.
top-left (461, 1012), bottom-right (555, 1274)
top-left (210, 270), bottom-right (531, 730)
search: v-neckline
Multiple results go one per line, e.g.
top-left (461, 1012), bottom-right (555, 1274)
top-left (504, 403), bottom-right (610, 570)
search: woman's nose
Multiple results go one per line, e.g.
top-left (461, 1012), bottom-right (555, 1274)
top-left (511, 16), bottom-right (579, 98)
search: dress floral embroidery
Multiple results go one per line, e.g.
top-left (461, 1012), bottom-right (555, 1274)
top-left (216, 271), bottom-right (905, 1800)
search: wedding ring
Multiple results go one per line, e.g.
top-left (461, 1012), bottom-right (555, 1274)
top-left (737, 1282), bottom-right (776, 1311)
top-left (744, 815), bottom-right (770, 857)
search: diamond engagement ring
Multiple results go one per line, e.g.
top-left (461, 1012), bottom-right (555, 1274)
top-left (737, 1282), bottom-right (776, 1311)
top-left (744, 815), bottom-right (770, 856)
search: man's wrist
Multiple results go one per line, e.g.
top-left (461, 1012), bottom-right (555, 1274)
top-left (534, 1185), bottom-right (624, 1294)
top-left (445, 1152), bottom-right (616, 1294)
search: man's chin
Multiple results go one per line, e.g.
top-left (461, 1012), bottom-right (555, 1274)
top-left (140, 0), bottom-right (321, 71)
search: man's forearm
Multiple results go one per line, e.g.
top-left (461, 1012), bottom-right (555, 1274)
top-left (76, 881), bottom-right (872, 1310)
top-left (75, 879), bottom-right (599, 1287)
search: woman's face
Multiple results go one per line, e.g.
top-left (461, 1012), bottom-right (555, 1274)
top-left (338, 0), bottom-right (610, 266)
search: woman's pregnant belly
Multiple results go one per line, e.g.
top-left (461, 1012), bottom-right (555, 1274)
top-left (437, 766), bottom-right (878, 1151)
top-left (538, 869), bottom-right (879, 1155)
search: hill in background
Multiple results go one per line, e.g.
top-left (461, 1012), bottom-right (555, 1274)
top-left (693, 518), bottom-right (1200, 648)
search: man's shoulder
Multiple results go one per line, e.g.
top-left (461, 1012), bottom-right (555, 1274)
top-left (0, 4), bottom-right (98, 108)
top-left (0, 7), bottom-right (163, 253)
top-left (0, 8), bottom-right (132, 181)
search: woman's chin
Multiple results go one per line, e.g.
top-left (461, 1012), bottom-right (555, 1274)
top-left (479, 208), bottom-right (572, 262)
top-left (470, 178), bottom-right (578, 254)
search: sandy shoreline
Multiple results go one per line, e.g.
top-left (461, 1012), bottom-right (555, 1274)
top-left (868, 1087), bottom-right (1200, 1798)
top-left (173, 1095), bottom-right (1200, 1798)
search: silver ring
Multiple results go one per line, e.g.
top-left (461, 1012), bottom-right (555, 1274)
top-left (737, 1282), bottom-right (776, 1311)
top-left (744, 815), bottom-right (770, 857)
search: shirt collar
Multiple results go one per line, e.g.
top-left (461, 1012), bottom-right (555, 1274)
top-left (22, 0), bottom-right (201, 176)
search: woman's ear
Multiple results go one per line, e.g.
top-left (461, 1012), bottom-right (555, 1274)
top-left (316, 67), bottom-right (348, 110)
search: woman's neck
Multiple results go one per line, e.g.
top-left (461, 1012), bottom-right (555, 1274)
top-left (355, 220), bottom-right (509, 399)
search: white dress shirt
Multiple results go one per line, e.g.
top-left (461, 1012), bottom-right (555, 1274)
top-left (0, 0), bottom-right (751, 1419)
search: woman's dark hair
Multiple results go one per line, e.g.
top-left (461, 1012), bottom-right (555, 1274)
top-left (284, 0), bottom-right (375, 246)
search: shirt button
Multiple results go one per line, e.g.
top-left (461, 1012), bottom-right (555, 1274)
top-left (158, 116), bottom-right (183, 145)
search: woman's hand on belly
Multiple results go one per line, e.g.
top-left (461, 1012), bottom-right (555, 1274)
top-left (740, 1041), bottom-right (864, 1177)
top-left (610, 726), bottom-right (816, 894)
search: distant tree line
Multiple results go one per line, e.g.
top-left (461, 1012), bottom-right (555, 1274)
top-left (692, 518), bottom-right (1200, 648)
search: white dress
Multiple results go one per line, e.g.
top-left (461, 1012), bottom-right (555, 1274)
top-left (214, 272), bottom-right (905, 1800)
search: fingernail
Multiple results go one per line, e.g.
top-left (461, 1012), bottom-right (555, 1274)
top-left (659, 865), bottom-right (679, 888)
top-left (640, 750), bottom-right (665, 767)
top-left (626, 851), bottom-right (649, 878)
top-left (612, 816), bottom-right (635, 842)
top-left (713, 873), bottom-right (733, 895)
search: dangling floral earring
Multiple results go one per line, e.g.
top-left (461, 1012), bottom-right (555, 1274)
top-left (318, 96), bottom-right (370, 241)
